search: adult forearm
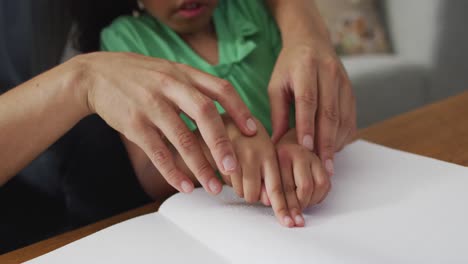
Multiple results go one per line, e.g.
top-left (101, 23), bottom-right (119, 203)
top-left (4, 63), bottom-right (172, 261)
top-left (266, 0), bottom-right (330, 45)
top-left (0, 58), bottom-right (90, 185)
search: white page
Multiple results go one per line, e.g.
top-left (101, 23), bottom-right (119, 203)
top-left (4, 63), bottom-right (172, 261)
top-left (160, 140), bottom-right (468, 264)
top-left (27, 213), bottom-right (227, 264)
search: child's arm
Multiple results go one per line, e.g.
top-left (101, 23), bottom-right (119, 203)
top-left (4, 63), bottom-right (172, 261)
top-left (275, 128), bottom-right (331, 209)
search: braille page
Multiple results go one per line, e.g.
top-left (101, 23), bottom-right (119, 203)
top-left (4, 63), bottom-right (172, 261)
top-left (27, 213), bottom-right (227, 264)
top-left (159, 140), bottom-right (468, 264)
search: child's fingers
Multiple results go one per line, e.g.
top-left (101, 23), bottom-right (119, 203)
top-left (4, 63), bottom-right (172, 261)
top-left (260, 184), bottom-right (271, 206)
top-left (243, 164), bottom-right (261, 203)
top-left (280, 161), bottom-right (305, 227)
top-left (293, 157), bottom-right (314, 209)
top-left (230, 169), bottom-right (244, 198)
top-left (221, 173), bottom-right (232, 187)
top-left (262, 159), bottom-right (294, 228)
top-left (308, 160), bottom-right (331, 206)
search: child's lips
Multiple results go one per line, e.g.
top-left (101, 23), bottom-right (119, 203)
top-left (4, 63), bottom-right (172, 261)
top-left (177, 2), bottom-right (207, 19)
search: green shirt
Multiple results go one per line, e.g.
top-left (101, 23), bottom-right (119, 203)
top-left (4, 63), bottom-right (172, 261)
top-left (101, 0), bottom-right (282, 134)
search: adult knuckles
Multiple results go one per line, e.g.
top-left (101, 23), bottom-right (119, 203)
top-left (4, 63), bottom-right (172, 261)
top-left (150, 148), bottom-right (172, 170)
top-left (156, 72), bottom-right (177, 88)
top-left (217, 79), bottom-right (235, 95)
top-left (321, 57), bottom-right (340, 77)
top-left (211, 135), bottom-right (232, 154)
top-left (175, 128), bottom-right (198, 153)
top-left (297, 45), bottom-right (317, 61)
top-left (139, 80), bottom-right (165, 107)
top-left (340, 114), bottom-right (355, 133)
top-left (194, 161), bottom-right (214, 182)
top-left (164, 166), bottom-right (182, 184)
top-left (125, 110), bottom-right (146, 136)
top-left (322, 105), bottom-right (340, 124)
top-left (193, 97), bottom-right (216, 118)
top-left (295, 92), bottom-right (318, 107)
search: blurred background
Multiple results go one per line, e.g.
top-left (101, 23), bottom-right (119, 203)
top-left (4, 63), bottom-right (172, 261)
top-left (316, 0), bottom-right (468, 127)
top-left (1, 0), bottom-right (468, 254)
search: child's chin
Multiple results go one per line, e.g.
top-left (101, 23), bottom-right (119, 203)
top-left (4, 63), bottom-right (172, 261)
top-left (171, 16), bottom-right (214, 35)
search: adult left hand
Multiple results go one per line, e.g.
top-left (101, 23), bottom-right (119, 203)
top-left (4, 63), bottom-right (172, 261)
top-left (268, 37), bottom-right (357, 176)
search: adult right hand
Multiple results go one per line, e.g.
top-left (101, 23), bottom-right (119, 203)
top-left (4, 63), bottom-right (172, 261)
top-left (74, 52), bottom-right (258, 195)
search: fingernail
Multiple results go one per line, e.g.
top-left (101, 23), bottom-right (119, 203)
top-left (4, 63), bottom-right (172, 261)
top-left (209, 178), bottom-right (222, 194)
top-left (222, 155), bottom-right (236, 172)
top-left (325, 159), bottom-right (334, 176)
top-left (302, 134), bottom-right (314, 151)
top-left (283, 216), bottom-right (294, 227)
top-left (294, 215), bottom-right (305, 226)
top-left (181, 181), bottom-right (193, 193)
top-left (246, 118), bottom-right (257, 132)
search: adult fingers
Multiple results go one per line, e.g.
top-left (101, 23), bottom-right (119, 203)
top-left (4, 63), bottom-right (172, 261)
top-left (278, 153), bottom-right (305, 227)
top-left (336, 72), bottom-right (357, 152)
top-left (147, 100), bottom-right (222, 195)
top-left (308, 159), bottom-right (331, 206)
top-left (293, 64), bottom-right (318, 152)
top-left (316, 62), bottom-right (340, 176)
top-left (162, 79), bottom-right (239, 179)
top-left (293, 156), bottom-right (314, 210)
top-left (178, 63), bottom-right (257, 136)
top-left (268, 75), bottom-right (291, 144)
top-left (262, 158), bottom-right (294, 228)
top-left (132, 123), bottom-right (195, 194)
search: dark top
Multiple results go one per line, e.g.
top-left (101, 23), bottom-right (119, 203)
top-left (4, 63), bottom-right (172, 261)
top-left (0, 0), bottom-right (150, 253)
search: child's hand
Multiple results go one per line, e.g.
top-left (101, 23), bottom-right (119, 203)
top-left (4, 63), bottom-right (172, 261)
top-left (276, 129), bottom-right (331, 210)
top-left (223, 116), bottom-right (301, 227)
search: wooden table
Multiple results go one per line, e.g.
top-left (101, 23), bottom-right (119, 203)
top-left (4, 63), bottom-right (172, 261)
top-left (2, 91), bottom-right (468, 263)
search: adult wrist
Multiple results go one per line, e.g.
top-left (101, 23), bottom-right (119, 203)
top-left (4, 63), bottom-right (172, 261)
top-left (65, 53), bottom-right (96, 119)
top-left (271, 1), bottom-right (331, 47)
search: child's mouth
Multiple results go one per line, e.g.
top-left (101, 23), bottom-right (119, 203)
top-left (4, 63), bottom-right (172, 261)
top-left (178, 1), bottom-right (207, 19)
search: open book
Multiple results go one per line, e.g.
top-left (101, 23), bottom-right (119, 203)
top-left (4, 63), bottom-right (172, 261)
top-left (29, 140), bottom-right (468, 263)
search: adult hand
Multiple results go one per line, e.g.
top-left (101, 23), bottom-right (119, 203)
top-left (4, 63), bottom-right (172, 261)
top-left (268, 37), bottom-right (357, 176)
top-left (75, 52), bottom-right (258, 195)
